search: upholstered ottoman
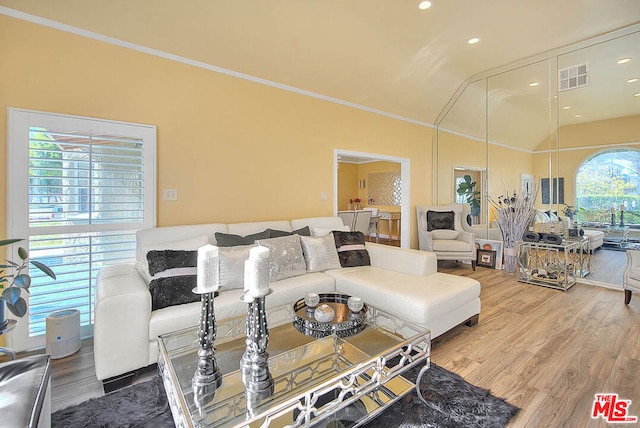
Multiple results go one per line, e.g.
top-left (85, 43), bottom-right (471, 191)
top-left (583, 229), bottom-right (604, 252)
top-left (0, 354), bottom-right (52, 427)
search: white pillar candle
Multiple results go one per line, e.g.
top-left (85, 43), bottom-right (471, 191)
top-left (620, 204), bottom-right (625, 211)
top-left (611, 206), bottom-right (615, 214)
top-left (197, 244), bottom-right (219, 293)
top-left (244, 245), bottom-right (271, 297)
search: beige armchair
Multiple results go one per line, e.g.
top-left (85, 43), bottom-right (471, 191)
top-left (623, 250), bottom-right (640, 304)
top-left (417, 204), bottom-right (476, 270)
top-left (459, 203), bottom-right (502, 241)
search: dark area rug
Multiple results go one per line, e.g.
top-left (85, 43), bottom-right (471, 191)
top-left (52, 363), bottom-right (518, 428)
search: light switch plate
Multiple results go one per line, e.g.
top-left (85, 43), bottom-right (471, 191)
top-left (163, 189), bottom-right (178, 201)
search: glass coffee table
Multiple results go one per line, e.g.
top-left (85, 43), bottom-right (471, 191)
top-left (158, 293), bottom-right (431, 427)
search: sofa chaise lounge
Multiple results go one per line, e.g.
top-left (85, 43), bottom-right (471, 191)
top-left (94, 216), bottom-right (481, 390)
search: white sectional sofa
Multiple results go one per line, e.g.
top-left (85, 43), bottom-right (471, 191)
top-left (535, 210), bottom-right (604, 252)
top-left (94, 216), bottom-right (481, 390)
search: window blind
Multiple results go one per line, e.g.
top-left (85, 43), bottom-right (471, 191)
top-left (26, 127), bottom-right (147, 336)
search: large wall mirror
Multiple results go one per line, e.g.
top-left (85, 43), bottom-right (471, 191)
top-left (434, 23), bottom-right (640, 287)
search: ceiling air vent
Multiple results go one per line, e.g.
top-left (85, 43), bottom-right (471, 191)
top-left (558, 63), bottom-right (589, 91)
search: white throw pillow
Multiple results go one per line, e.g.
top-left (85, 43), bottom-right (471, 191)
top-left (431, 229), bottom-right (459, 240)
top-left (311, 225), bottom-right (350, 236)
top-left (136, 235), bottom-right (210, 283)
top-left (255, 235), bottom-right (307, 281)
top-left (218, 244), bottom-right (256, 290)
top-left (300, 234), bottom-right (341, 272)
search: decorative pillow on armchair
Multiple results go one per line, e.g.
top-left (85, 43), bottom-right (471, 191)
top-left (426, 210), bottom-right (455, 231)
top-left (332, 231), bottom-right (371, 268)
top-left (431, 230), bottom-right (459, 240)
top-left (146, 250), bottom-right (200, 311)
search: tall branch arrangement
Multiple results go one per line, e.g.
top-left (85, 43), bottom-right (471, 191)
top-left (489, 185), bottom-right (538, 249)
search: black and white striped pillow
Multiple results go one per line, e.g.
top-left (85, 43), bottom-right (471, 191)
top-left (147, 250), bottom-right (199, 311)
top-left (332, 231), bottom-right (371, 268)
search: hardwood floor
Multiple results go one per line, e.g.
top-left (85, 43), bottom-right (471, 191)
top-left (437, 261), bottom-right (639, 427)
top-left (15, 261), bottom-right (640, 427)
top-left (584, 247), bottom-right (627, 286)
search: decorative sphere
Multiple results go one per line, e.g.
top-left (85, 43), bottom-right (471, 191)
top-left (314, 304), bottom-right (335, 323)
top-left (304, 292), bottom-right (320, 308)
top-left (347, 296), bottom-right (364, 313)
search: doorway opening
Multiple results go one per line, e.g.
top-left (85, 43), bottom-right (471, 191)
top-left (334, 149), bottom-right (410, 248)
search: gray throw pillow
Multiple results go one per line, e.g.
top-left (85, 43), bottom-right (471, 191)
top-left (214, 229), bottom-right (271, 247)
top-left (255, 235), bottom-right (307, 281)
top-left (300, 234), bottom-right (341, 272)
top-left (426, 210), bottom-right (455, 231)
top-left (268, 226), bottom-right (311, 238)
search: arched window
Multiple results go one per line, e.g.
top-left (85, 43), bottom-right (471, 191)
top-left (576, 149), bottom-right (640, 224)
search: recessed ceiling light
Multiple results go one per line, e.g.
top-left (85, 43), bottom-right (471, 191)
top-left (418, 1), bottom-right (432, 9)
top-left (628, 78), bottom-right (639, 83)
top-left (618, 58), bottom-right (631, 64)
top-left (635, 93), bottom-right (640, 97)
top-left (467, 37), bottom-right (480, 44)
top-left (575, 114), bottom-right (583, 118)
top-left (562, 106), bottom-right (571, 110)
top-left (529, 82), bottom-right (539, 87)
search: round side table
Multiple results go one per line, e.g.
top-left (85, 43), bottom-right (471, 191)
top-left (0, 319), bottom-right (18, 360)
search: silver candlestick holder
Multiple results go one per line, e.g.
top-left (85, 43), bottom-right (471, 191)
top-left (192, 290), bottom-right (223, 413)
top-left (240, 291), bottom-right (274, 409)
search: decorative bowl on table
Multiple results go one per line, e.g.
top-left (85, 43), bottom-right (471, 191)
top-left (313, 304), bottom-right (335, 323)
top-left (292, 293), bottom-right (368, 338)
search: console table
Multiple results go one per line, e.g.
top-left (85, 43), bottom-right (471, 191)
top-left (516, 238), bottom-right (588, 291)
top-left (378, 211), bottom-right (400, 242)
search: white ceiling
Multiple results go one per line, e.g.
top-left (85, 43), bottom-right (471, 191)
top-left (1, 0), bottom-right (640, 130)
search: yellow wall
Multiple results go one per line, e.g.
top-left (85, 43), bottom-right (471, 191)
top-left (436, 131), bottom-right (486, 204)
top-left (0, 15), bottom-right (433, 251)
top-left (356, 161), bottom-right (401, 208)
top-left (437, 129), bottom-right (534, 222)
top-left (337, 163), bottom-right (358, 210)
top-left (555, 115), bottom-right (640, 210)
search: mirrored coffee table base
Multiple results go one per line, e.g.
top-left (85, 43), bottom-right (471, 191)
top-left (158, 295), bottom-right (431, 428)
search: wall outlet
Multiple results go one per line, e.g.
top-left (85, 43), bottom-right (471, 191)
top-left (163, 189), bottom-right (178, 201)
top-left (321, 192), bottom-right (328, 201)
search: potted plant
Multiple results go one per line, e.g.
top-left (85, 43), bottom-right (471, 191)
top-left (0, 238), bottom-right (56, 328)
top-left (457, 174), bottom-right (481, 217)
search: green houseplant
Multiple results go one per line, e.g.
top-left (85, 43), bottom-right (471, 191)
top-left (0, 238), bottom-right (56, 326)
top-left (457, 174), bottom-right (481, 217)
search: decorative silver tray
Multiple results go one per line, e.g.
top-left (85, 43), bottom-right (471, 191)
top-left (292, 293), bottom-right (368, 338)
